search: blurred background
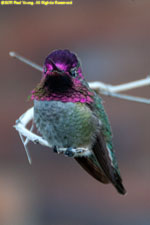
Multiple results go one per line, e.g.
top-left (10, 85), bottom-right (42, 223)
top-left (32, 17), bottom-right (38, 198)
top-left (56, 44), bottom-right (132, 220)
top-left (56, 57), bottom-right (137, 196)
top-left (0, 0), bottom-right (150, 224)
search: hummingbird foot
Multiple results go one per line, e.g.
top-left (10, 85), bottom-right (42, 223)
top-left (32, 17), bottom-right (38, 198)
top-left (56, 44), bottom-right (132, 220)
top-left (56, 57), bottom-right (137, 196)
top-left (64, 147), bottom-right (92, 157)
top-left (52, 146), bottom-right (91, 157)
top-left (52, 146), bottom-right (69, 155)
top-left (53, 146), bottom-right (58, 153)
top-left (64, 147), bottom-right (76, 157)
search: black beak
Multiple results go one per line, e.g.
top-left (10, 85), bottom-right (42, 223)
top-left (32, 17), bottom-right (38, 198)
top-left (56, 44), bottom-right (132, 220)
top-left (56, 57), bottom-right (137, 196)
top-left (48, 58), bottom-right (63, 73)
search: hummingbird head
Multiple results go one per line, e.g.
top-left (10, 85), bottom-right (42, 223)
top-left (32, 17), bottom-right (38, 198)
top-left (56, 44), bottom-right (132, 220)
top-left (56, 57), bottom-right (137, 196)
top-left (31, 49), bottom-right (94, 103)
top-left (42, 49), bottom-right (84, 93)
top-left (44, 49), bottom-right (80, 76)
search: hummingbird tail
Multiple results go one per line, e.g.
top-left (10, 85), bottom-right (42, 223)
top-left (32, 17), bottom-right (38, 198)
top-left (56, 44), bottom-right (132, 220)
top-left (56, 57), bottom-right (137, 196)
top-left (92, 135), bottom-right (127, 195)
top-left (113, 171), bottom-right (127, 195)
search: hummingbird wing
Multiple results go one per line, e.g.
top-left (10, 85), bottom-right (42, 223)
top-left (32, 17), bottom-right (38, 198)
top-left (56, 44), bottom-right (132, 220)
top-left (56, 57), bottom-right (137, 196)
top-left (89, 92), bottom-right (126, 195)
top-left (75, 154), bottom-right (109, 184)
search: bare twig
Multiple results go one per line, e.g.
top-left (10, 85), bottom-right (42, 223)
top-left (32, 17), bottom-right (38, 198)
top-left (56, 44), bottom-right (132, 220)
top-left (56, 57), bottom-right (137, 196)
top-left (89, 76), bottom-right (150, 93)
top-left (9, 51), bottom-right (43, 72)
top-left (101, 91), bottom-right (150, 104)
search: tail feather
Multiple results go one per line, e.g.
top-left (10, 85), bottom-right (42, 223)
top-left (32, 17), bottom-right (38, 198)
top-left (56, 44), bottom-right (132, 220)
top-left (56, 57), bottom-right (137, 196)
top-left (113, 171), bottom-right (126, 195)
top-left (92, 135), bottom-right (126, 195)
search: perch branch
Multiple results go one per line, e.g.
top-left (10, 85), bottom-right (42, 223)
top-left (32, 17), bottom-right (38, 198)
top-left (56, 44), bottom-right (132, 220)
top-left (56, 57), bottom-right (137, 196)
top-left (89, 76), bottom-right (150, 93)
top-left (9, 51), bottom-right (43, 72)
top-left (10, 51), bottom-right (150, 163)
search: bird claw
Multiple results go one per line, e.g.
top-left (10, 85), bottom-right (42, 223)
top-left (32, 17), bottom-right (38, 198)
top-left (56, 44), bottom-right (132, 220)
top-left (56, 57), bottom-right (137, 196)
top-left (64, 147), bottom-right (75, 157)
top-left (52, 146), bottom-right (64, 155)
top-left (53, 146), bottom-right (58, 153)
top-left (53, 146), bottom-right (76, 157)
top-left (33, 139), bottom-right (39, 144)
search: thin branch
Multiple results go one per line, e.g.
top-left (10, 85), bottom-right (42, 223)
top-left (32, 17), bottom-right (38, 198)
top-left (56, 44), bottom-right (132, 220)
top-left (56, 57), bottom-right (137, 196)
top-left (19, 132), bottom-right (32, 165)
top-left (102, 91), bottom-right (150, 104)
top-left (89, 76), bottom-right (150, 93)
top-left (9, 52), bottom-right (43, 72)
top-left (14, 107), bottom-right (50, 147)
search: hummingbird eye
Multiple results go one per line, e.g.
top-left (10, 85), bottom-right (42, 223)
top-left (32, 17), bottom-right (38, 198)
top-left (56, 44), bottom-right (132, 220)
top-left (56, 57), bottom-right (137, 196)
top-left (70, 68), bottom-right (78, 77)
top-left (70, 62), bottom-right (80, 77)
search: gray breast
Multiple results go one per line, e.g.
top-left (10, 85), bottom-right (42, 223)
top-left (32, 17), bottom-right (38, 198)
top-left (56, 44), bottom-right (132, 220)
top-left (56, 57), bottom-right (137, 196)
top-left (34, 100), bottom-right (99, 148)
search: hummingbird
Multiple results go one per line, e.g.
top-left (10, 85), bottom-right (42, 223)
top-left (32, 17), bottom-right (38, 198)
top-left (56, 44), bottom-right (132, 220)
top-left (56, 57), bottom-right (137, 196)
top-left (31, 49), bottom-right (126, 195)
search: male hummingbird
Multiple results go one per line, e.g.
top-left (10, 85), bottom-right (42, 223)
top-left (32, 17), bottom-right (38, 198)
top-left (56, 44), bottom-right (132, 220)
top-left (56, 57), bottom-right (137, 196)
top-left (31, 49), bottom-right (126, 195)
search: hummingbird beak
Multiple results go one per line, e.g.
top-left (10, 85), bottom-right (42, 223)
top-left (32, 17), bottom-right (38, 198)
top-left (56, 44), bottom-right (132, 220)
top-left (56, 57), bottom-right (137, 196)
top-left (48, 59), bottom-right (63, 73)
